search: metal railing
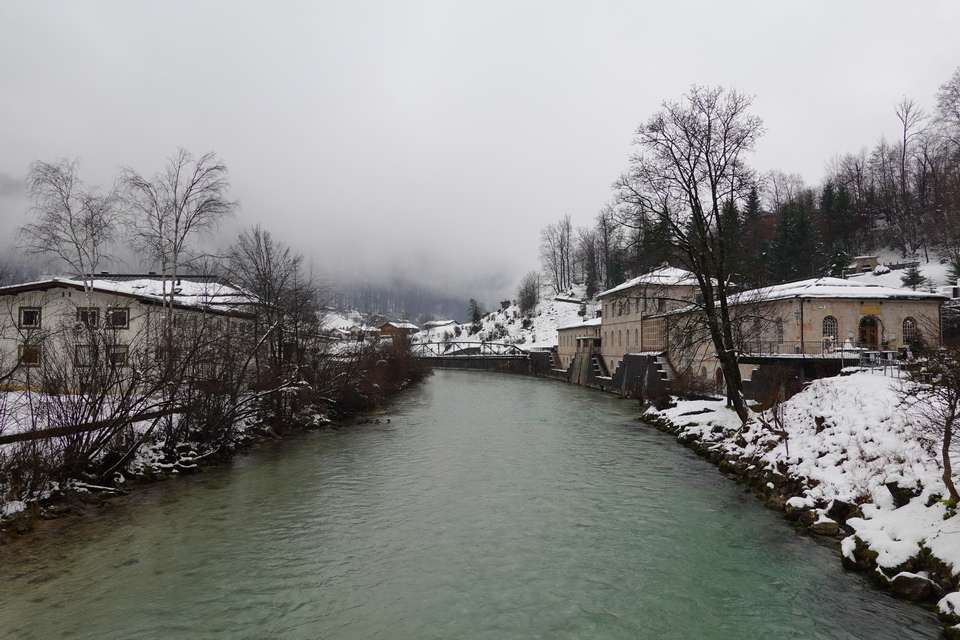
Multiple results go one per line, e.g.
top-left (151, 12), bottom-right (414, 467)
top-left (738, 340), bottom-right (916, 373)
top-left (411, 341), bottom-right (529, 358)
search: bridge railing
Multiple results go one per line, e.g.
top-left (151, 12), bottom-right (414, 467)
top-left (412, 341), bottom-right (529, 358)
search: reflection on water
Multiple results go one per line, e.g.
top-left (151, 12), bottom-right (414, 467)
top-left (0, 370), bottom-right (942, 639)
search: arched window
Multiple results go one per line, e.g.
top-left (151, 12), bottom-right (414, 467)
top-left (822, 316), bottom-right (838, 340)
top-left (618, 330), bottom-right (622, 346)
top-left (903, 317), bottom-right (918, 345)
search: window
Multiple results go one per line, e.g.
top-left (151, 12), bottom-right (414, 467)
top-left (19, 307), bottom-right (41, 329)
top-left (77, 307), bottom-right (99, 327)
top-left (105, 307), bottom-right (130, 329)
top-left (657, 298), bottom-right (666, 313)
top-left (903, 317), bottom-right (918, 345)
top-left (822, 316), bottom-right (838, 340)
top-left (776, 319), bottom-right (784, 345)
top-left (75, 344), bottom-right (97, 367)
top-left (19, 344), bottom-right (41, 366)
top-left (108, 345), bottom-right (129, 367)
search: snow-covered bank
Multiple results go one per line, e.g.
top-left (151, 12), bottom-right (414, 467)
top-left (645, 371), bottom-right (960, 636)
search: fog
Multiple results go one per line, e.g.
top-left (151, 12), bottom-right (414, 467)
top-left (2, 1), bottom-right (958, 306)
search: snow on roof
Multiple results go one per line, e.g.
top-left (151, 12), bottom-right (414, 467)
top-left (597, 267), bottom-right (698, 298)
top-left (423, 319), bottom-right (457, 328)
top-left (557, 317), bottom-right (602, 331)
top-left (0, 276), bottom-right (255, 314)
top-left (382, 321), bottom-right (419, 330)
top-left (731, 276), bottom-right (947, 304)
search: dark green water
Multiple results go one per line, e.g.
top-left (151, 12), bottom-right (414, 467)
top-left (0, 370), bottom-right (942, 639)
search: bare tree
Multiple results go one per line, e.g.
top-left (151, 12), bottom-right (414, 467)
top-left (516, 270), bottom-right (540, 315)
top-left (20, 159), bottom-right (120, 294)
top-left (225, 225), bottom-right (327, 423)
top-left (539, 215), bottom-right (574, 294)
top-left (906, 331), bottom-right (960, 504)
top-left (936, 67), bottom-right (960, 150)
top-left (614, 85), bottom-right (764, 423)
top-left (764, 170), bottom-right (806, 214)
top-left (121, 149), bottom-right (235, 313)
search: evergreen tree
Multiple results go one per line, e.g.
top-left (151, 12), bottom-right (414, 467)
top-left (766, 191), bottom-right (823, 283)
top-left (900, 263), bottom-right (929, 290)
top-left (825, 240), bottom-right (851, 278)
top-left (735, 185), bottom-right (770, 287)
top-left (947, 256), bottom-right (960, 286)
top-left (468, 298), bottom-right (484, 324)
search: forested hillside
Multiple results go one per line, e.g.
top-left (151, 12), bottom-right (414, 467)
top-left (538, 68), bottom-right (960, 295)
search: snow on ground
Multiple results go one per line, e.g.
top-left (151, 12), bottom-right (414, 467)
top-left (649, 368), bottom-right (960, 616)
top-left (414, 285), bottom-right (594, 350)
top-left (848, 251), bottom-right (953, 291)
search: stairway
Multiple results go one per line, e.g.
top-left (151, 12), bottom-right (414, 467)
top-left (655, 355), bottom-right (675, 381)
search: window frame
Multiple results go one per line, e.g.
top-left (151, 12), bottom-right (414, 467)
top-left (76, 307), bottom-right (100, 328)
top-left (18, 344), bottom-right (41, 367)
top-left (18, 307), bottom-right (41, 329)
top-left (822, 315), bottom-right (838, 340)
top-left (903, 317), bottom-right (918, 345)
top-left (74, 344), bottom-right (97, 367)
top-left (105, 307), bottom-right (130, 330)
top-left (107, 344), bottom-right (129, 367)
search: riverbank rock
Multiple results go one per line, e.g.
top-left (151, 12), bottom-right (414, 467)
top-left (885, 481), bottom-right (922, 509)
top-left (939, 593), bottom-right (960, 625)
top-left (890, 571), bottom-right (940, 601)
top-left (807, 514), bottom-right (840, 537)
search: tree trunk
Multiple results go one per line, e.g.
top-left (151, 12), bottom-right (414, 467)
top-left (944, 414), bottom-right (960, 503)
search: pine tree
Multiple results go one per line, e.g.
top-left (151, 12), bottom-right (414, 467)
top-left (766, 192), bottom-right (823, 283)
top-left (947, 256), bottom-right (960, 286)
top-left (825, 241), bottom-right (851, 278)
top-left (900, 263), bottom-right (928, 290)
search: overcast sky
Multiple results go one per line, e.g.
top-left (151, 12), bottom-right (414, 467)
top-left (1, 1), bottom-right (958, 301)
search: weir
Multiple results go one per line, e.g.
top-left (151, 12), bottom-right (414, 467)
top-left (413, 341), bottom-right (673, 398)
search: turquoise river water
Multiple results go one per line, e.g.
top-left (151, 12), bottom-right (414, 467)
top-left (0, 370), bottom-right (944, 639)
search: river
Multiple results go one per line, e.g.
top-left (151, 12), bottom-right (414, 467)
top-left (0, 370), bottom-right (943, 639)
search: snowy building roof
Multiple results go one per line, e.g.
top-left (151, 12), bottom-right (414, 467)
top-left (381, 321), bottom-right (419, 330)
top-left (423, 319), bottom-right (457, 328)
top-left (0, 276), bottom-right (256, 316)
top-left (557, 317), bottom-right (602, 331)
top-left (731, 276), bottom-right (947, 305)
top-left (597, 267), bottom-right (699, 299)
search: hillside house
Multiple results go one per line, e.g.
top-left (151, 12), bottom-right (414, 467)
top-left (379, 321), bottom-right (419, 340)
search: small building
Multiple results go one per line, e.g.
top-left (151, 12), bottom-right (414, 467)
top-left (849, 256), bottom-right (880, 274)
top-left (556, 317), bottom-right (601, 370)
top-left (379, 321), bottom-right (420, 340)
